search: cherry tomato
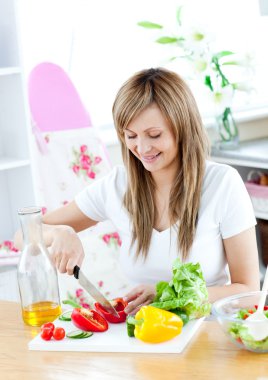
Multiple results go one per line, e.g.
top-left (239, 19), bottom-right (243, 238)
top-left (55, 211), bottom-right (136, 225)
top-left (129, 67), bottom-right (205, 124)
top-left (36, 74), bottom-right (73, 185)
top-left (41, 322), bottom-right (55, 333)
top-left (53, 327), bottom-right (65, 340)
top-left (41, 327), bottom-right (53, 341)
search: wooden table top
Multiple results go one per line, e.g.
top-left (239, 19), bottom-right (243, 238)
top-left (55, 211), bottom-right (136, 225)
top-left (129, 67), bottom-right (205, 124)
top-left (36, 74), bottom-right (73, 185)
top-left (1, 301), bottom-right (268, 380)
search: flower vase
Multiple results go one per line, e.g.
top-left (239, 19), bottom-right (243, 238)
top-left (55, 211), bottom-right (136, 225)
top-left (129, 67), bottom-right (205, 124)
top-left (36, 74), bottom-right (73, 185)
top-left (216, 107), bottom-right (239, 150)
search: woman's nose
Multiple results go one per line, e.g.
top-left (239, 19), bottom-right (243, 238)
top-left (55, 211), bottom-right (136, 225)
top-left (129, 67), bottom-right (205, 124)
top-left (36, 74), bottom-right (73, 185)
top-left (136, 138), bottom-right (152, 155)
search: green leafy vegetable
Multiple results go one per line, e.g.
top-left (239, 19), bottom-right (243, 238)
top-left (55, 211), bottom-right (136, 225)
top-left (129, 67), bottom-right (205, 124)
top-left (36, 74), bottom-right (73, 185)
top-left (229, 322), bottom-right (268, 350)
top-left (151, 258), bottom-right (211, 322)
top-left (228, 308), bottom-right (268, 351)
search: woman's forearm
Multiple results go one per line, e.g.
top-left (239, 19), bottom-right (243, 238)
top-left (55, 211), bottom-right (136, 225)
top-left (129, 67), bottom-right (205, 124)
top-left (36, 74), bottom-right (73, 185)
top-left (14, 224), bottom-right (74, 250)
top-left (14, 223), bottom-right (84, 274)
top-left (42, 224), bottom-right (75, 246)
top-left (208, 282), bottom-right (260, 303)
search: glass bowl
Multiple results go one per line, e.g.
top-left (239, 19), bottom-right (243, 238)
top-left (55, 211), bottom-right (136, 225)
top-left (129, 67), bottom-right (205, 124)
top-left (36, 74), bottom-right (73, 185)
top-left (212, 291), bottom-right (268, 353)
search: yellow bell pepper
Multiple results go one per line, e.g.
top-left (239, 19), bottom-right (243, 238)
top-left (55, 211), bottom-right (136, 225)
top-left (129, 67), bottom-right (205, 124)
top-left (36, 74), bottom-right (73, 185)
top-left (130, 305), bottom-right (183, 343)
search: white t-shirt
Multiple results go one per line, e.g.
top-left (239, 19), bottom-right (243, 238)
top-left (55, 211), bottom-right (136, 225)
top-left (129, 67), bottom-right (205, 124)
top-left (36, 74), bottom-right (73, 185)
top-left (75, 160), bottom-right (256, 287)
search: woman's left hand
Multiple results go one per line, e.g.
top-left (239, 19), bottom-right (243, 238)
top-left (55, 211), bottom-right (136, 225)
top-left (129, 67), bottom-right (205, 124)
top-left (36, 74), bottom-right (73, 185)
top-left (123, 284), bottom-right (156, 315)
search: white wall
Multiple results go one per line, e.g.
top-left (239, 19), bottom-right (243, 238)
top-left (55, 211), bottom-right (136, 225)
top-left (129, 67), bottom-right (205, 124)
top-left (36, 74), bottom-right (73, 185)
top-left (18, 0), bottom-right (268, 128)
top-left (106, 117), bottom-right (268, 167)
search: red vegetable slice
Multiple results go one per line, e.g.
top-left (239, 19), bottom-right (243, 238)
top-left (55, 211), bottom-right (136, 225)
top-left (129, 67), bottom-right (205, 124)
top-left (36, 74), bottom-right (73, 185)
top-left (94, 297), bottom-right (128, 323)
top-left (71, 307), bottom-right (108, 332)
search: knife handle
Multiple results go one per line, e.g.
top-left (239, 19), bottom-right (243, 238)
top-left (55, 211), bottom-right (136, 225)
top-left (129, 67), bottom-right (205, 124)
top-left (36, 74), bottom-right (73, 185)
top-left (73, 265), bottom-right (80, 279)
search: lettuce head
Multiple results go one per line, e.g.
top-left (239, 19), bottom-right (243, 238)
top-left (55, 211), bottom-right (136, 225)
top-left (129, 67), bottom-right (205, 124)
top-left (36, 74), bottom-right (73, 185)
top-left (151, 258), bottom-right (211, 322)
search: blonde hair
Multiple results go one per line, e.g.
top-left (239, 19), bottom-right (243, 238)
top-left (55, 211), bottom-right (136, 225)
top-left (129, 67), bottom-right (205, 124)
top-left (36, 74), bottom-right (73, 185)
top-left (112, 67), bottom-right (210, 260)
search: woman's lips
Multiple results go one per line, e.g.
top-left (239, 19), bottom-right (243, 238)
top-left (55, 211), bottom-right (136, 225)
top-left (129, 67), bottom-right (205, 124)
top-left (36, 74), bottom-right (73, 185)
top-left (141, 152), bottom-right (161, 163)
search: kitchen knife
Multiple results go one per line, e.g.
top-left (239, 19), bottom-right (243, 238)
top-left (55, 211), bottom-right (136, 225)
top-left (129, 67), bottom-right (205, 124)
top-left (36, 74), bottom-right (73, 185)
top-left (73, 265), bottom-right (120, 318)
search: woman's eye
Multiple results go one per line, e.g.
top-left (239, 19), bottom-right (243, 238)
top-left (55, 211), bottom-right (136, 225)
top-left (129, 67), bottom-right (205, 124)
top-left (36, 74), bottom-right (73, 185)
top-left (126, 135), bottom-right (136, 139)
top-left (150, 134), bottom-right (161, 139)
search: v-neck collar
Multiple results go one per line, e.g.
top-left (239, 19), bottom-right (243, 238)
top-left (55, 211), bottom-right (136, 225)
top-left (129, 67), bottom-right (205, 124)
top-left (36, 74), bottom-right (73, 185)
top-left (153, 222), bottom-right (179, 235)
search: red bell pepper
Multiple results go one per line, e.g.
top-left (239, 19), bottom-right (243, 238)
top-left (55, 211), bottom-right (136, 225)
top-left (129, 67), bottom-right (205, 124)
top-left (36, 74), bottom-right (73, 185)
top-left (71, 307), bottom-right (108, 332)
top-left (94, 297), bottom-right (128, 323)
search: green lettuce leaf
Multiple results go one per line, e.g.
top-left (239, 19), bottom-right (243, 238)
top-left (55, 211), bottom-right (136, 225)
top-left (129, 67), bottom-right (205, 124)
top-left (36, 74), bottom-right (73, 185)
top-left (151, 258), bottom-right (211, 321)
top-left (228, 308), bottom-right (268, 350)
top-left (229, 322), bottom-right (268, 350)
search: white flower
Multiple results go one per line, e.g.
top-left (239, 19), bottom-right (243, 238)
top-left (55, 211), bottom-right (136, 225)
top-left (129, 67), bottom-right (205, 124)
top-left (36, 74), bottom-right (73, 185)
top-left (232, 81), bottom-right (255, 92)
top-left (189, 50), bottom-right (213, 75)
top-left (189, 29), bottom-right (206, 42)
top-left (193, 58), bottom-right (208, 73)
top-left (210, 85), bottom-right (234, 115)
top-left (236, 52), bottom-right (255, 68)
top-left (181, 25), bottom-right (213, 55)
top-left (222, 52), bottom-right (255, 69)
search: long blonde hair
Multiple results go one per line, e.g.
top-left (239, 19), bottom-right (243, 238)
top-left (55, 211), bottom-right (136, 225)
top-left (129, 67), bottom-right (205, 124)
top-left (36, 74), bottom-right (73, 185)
top-left (112, 68), bottom-right (210, 260)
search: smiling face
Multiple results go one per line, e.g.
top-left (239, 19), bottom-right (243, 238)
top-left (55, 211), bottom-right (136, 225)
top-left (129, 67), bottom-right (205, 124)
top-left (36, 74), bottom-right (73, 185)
top-left (124, 103), bottom-right (179, 181)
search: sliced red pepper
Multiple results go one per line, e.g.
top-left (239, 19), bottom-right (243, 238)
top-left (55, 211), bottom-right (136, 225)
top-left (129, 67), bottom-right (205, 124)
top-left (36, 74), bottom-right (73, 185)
top-left (71, 307), bottom-right (108, 332)
top-left (94, 298), bottom-right (128, 323)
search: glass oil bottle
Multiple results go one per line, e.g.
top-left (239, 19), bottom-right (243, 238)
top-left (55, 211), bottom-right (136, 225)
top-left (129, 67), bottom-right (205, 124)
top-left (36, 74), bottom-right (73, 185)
top-left (17, 206), bottom-right (61, 326)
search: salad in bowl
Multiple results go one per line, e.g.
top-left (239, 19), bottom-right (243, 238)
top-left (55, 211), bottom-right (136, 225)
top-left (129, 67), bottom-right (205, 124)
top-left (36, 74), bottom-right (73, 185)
top-left (212, 291), bottom-right (268, 353)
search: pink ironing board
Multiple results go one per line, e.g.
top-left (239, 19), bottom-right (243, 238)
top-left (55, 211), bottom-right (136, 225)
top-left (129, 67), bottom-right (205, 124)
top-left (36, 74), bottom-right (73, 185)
top-left (28, 62), bottom-right (92, 132)
top-left (28, 61), bottom-right (111, 165)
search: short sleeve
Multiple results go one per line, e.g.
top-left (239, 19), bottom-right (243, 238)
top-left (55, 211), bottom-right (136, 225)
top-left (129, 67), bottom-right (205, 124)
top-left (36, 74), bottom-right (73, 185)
top-left (75, 166), bottom-right (124, 222)
top-left (220, 168), bottom-right (256, 239)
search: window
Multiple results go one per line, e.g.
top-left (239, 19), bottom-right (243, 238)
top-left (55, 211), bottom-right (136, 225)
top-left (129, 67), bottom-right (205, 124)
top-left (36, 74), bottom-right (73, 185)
top-left (18, 0), bottom-right (268, 128)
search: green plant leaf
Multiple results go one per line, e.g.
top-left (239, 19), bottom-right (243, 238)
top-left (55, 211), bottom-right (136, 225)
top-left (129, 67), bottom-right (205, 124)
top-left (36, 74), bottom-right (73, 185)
top-left (215, 51), bottom-right (234, 59)
top-left (204, 75), bottom-right (213, 92)
top-left (221, 76), bottom-right (230, 87)
top-left (156, 36), bottom-right (180, 44)
top-left (176, 6), bottom-right (183, 26)
top-left (223, 107), bottom-right (231, 121)
top-left (137, 21), bottom-right (163, 29)
top-left (221, 61), bottom-right (239, 66)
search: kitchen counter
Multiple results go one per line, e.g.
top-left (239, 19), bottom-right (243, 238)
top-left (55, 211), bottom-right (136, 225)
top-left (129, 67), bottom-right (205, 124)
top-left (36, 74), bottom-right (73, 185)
top-left (1, 301), bottom-right (268, 380)
top-left (211, 137), bottom-right (268, 169)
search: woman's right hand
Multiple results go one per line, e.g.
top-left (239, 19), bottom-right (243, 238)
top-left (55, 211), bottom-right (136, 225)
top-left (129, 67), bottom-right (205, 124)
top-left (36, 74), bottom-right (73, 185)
top-left (48, 225), bottom-right (85, 275)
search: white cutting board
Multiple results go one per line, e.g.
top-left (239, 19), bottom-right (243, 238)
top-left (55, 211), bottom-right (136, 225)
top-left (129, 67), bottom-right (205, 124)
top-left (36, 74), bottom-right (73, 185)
top-left (28, 316), bottom-right (204, 353)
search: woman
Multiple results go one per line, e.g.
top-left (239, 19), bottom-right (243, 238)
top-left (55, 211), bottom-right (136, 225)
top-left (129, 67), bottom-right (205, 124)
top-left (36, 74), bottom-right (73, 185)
top-left (17, 67), bottom-right (260, 314)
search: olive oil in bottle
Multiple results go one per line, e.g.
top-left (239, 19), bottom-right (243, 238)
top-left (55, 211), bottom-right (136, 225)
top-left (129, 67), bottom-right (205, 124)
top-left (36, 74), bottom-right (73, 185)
top-left (22, 301), bottom-right (62, 326)
top-left (17, 207), bottom-right (61, 326)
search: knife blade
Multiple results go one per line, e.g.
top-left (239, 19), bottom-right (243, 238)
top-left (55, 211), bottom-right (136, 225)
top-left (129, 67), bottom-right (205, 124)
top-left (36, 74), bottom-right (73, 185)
top-left (73, 265), bottom-right (120, 318)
